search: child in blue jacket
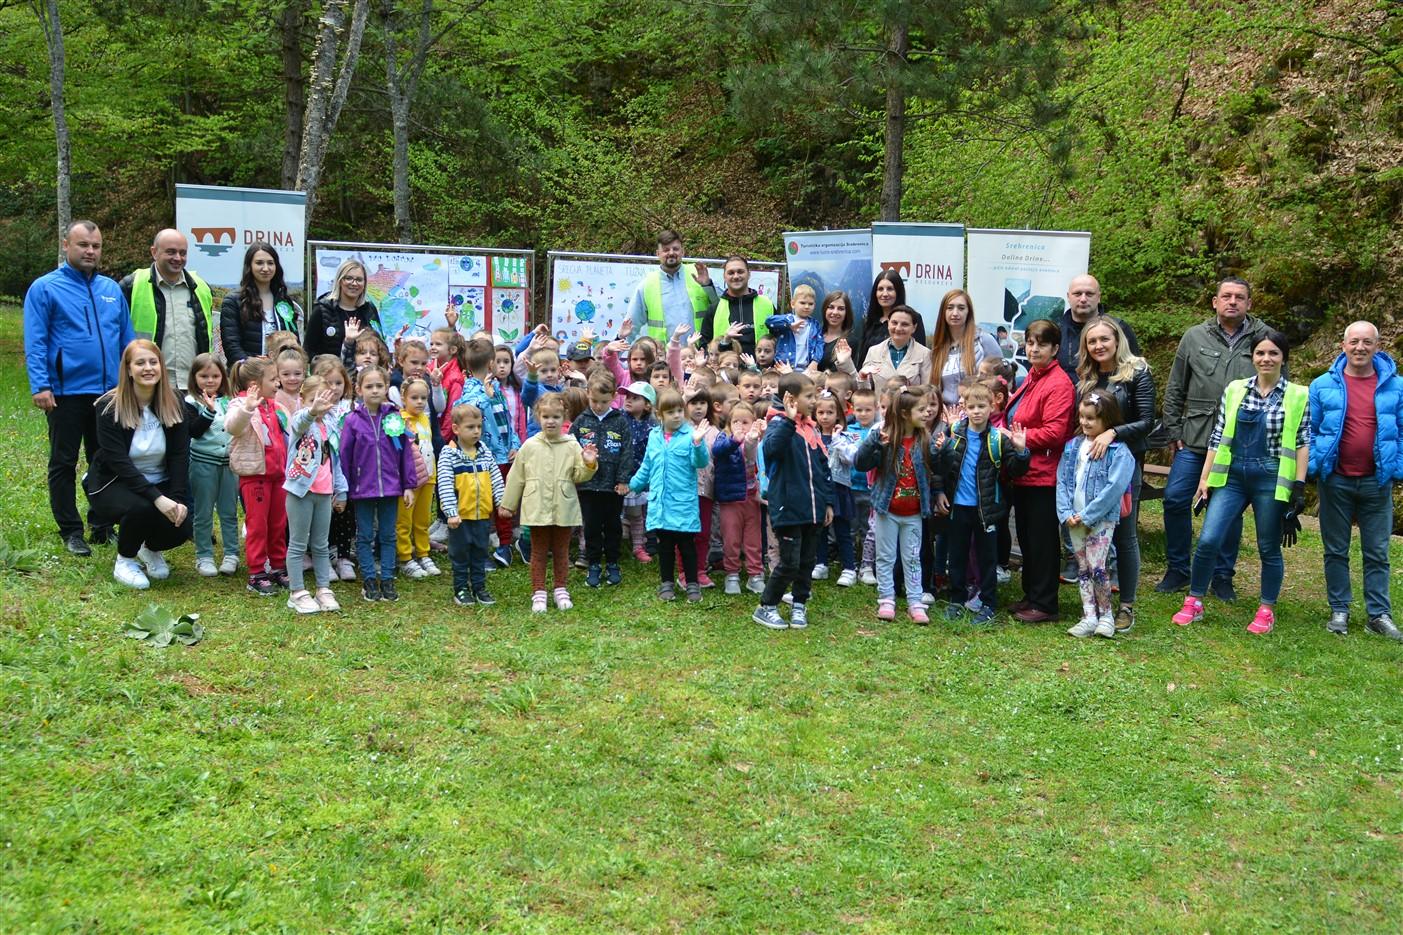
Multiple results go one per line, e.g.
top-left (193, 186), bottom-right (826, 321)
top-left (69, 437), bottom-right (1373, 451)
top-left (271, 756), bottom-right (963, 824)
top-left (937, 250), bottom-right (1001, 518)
top-left (628, 388), bottom-right (709, 602)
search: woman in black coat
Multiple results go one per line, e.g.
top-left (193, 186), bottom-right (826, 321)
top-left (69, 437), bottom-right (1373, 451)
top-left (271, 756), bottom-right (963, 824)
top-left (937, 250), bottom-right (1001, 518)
top-left (85, 339), bottom-right (196, 589)
top-left (1075, 315), bottom-right (1156, 632)
top-left (219, 242), bottom-right (302, 363)
top-left (852, 269), bottom-right (927, 369)
top-left (304, 259), bottom-right (382, 359)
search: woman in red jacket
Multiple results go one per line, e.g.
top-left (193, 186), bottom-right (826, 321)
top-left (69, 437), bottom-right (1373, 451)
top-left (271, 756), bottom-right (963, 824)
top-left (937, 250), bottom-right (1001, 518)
top-left (1005, 319), bottom-right (1076, 621)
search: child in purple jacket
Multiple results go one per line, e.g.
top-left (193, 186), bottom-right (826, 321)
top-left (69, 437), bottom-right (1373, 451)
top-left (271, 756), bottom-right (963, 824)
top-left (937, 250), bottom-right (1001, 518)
top-left (340, 365), bottom-right (419, 603)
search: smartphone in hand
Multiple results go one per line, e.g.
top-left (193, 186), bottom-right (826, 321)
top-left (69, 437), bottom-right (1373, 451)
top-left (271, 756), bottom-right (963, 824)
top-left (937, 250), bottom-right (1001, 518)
top-left (1193, 494), bottom-right (1207, 516)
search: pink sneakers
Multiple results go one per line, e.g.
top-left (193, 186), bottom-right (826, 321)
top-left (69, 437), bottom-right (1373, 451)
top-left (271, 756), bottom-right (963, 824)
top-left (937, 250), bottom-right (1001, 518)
top-left (908, 604), bottom-right (930, 624)
top-left (1172, 596), bottom-right (1204, 626)
top-left (876, 599), bottom-right (896, 621)
top-left (1247, 605), bottom-right (1275, 634)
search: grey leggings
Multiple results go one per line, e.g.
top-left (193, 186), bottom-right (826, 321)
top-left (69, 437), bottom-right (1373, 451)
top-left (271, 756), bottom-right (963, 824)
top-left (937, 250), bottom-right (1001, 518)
top-left (286, 491), bottom-right (334, 592)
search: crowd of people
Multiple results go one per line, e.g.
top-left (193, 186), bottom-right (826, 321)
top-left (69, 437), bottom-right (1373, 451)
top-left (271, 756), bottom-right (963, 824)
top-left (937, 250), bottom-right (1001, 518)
top-left (22, 223), bottom-right (1402, 641)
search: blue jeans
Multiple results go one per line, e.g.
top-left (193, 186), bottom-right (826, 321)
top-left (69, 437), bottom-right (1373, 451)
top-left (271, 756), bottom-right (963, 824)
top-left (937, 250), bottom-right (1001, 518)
top-left (354, 496), bottom-right (400, 581)
top-left (1189, 457), bottom-right (1284, 603)
top-left (875, 512), bottom-right (923, 605)
top-left (1318, 473), bottom-right (1394, 618)
top-left (1164, 447), bottom-right (1241, 579)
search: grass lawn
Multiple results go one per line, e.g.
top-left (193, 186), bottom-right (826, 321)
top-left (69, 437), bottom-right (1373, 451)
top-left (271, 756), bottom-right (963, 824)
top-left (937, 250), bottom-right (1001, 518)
top-left (1, 306), bottom-right (1401, 932)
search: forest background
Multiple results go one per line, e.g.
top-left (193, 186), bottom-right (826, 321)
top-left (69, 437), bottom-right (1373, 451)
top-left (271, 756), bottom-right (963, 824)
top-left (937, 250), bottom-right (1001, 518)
top-left (0, 0), bottom-right (1399, 369)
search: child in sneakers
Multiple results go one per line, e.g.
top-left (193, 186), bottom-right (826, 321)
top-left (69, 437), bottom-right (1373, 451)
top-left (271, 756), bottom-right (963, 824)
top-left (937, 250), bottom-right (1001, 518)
top-left (713, 402), bottom-right (766, 595)
top-left (571, 372), bottom-right (635, 588)
top-left (437, 404), bottom-right (504, 606)
top-left (185, 354), bottom-right (240, 577)
top-left (501, 392), bottom-right (598, 612)
top-left (628, 388), bottom-right (709, 602)
top-left (1056, 391), bottom-right (1134, 638)
top-left (753, 373), bottom-right (833, 630)
top-left (854, 386), bottom-right (943, 624)
top-left (283, 376), bottom-right (348, 614)
top-left (224, 357), bottom-right (290, 596)
top-left (938, 381), bottom-right (1029, 625)
top-left (455, 337), bottom-right (520, 567)
top-left (396, 377), bottom-right (440, 579)
top-left (818, 392), bottom-right (859, 587)
top-left (340, 366), bottom-right (419, 602)
top-left (621, 382), bottom-right (658, 563)
top-left (312, 355), bottom-right (359, 581)
top-left (683, 386), bottom-right (720, 588)
top-left (848, 387), bottom-right (879, 584)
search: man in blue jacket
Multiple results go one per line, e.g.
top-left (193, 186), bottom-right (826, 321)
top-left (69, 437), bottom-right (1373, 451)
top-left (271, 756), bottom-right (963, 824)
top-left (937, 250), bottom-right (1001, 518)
top-left (1308, 321), bottom-right (1402, 641)
top-left (23, 221), bottom-right (136, 555)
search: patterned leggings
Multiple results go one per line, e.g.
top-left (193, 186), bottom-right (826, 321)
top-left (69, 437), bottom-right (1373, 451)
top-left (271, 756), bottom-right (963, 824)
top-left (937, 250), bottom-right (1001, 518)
top-left (1069, 520), bottom-right (1115, 622)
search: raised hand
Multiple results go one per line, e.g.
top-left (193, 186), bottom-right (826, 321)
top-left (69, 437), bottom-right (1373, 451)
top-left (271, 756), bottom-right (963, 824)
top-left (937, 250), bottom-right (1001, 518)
top-left (199, 389), bottom-right (219, 411)
top-left (343, 318), bottom-right (362, 343)
top-left (617, 318), bottom-right (633, 340)
top-left (740, 353), bottom-right (757, 369)
top-left (581, 326), bottom-right (596, 343)
top-left (784, 393), bottom-right (799, 421)
top-left (444, 305), bottom-right (459, 331)
top-left (775, 360), bottom-right (793, 374)
top-left (310, 387), bottom-right (337, 418)
top-left (692, 262), bottom-right (711, 287)
top-left (581, 442), bottom-right (599, 466)
top-left (725, 321), bottom-right (746, 340)
top-left (834, 339), bottom-right (851, 366)
top-left (1008, 422), bottom-right (1027, 451)
top-left (605, 339), bottom-right (628, 355)
top-left (243, 384), bottom-right (263, 412)
top-left (671, 323), bottom-right (692, 345)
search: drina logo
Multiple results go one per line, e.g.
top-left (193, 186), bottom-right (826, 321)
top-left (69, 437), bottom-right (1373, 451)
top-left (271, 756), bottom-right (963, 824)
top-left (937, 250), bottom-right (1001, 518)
top-left (192, 227), bottom-right (237, 257)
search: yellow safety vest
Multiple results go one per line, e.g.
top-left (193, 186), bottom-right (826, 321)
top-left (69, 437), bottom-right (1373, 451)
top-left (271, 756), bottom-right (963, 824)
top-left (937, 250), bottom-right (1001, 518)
top-left (641, 269), bottom-right (712, 342)
top-left (129, 267), bottom-right (214, 349)
top-left (1207, 378), bottom-right (1308, 501)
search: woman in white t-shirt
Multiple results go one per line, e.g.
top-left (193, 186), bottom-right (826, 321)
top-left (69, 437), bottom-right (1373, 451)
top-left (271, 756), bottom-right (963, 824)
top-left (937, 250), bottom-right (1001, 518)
top-left (85, 339), bottom-right (195, 589)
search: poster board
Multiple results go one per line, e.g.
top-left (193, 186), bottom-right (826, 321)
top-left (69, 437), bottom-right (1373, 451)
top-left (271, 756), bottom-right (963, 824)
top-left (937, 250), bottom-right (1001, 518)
top-left (782, 228), bottom-right (873, 336)
top-left (548, 252), bottom-right (784, 345)
top-left (177, 183), bottom-right (307, 289)
top-left (309, 242), bottom-right (533, 345)
top-left (869, 222), bottom-right (965, 336)
top-left (965, 229), bottom-right (1091, 343)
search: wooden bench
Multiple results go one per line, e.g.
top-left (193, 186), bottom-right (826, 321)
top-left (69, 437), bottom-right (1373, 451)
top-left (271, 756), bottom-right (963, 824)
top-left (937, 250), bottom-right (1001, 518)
top-left (1140, 463), bottom-right (1170, 501)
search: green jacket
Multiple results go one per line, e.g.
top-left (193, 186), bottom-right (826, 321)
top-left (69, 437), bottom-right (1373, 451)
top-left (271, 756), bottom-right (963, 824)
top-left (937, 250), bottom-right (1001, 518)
top-left (1161, 315), bottom-right (1271, 453)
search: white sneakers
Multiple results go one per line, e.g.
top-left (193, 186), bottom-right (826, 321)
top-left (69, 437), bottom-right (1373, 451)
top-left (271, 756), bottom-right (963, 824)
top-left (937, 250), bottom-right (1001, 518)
top-left (136, 546), bottom-right (170, 580)
top-left (811, 563), bottom-right (830, 580)
top-left (418, 556), bottom-right (441, 576)
top-left (334, 558), bottom-right (357, 580)
top-left (113, 556), bottom-right (150, 590)
top-left (859, 566), bottom-right (877, 586)
top-left (195, 557), bottom-right (219, 577)
top-left (219, 554), bottom-right (239, 575)
top-left (402, 557), bottom-right (442, 579)
top-left (287, 590), bottom-right (321, 614)
top-left (836, 569), bottom-right (857, 587)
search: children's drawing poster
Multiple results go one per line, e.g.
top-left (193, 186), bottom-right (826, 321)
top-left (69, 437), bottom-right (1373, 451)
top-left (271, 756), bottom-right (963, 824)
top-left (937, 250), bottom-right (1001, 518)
top-left (548, 253), bottom-right (783, 345)
top-left (311, 243), bottom-right (533, 345)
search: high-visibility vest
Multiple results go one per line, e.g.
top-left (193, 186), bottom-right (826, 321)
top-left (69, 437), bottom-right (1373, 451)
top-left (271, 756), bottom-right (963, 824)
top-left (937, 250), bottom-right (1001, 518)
top-left (129, 266), bottom-right (214, 349)
top-left (641, 269), bottom-right (712, 341)
top-left (1207, 377), bottom-right (1308, 501)
top-left (710, 292), bottom-right (775, 345)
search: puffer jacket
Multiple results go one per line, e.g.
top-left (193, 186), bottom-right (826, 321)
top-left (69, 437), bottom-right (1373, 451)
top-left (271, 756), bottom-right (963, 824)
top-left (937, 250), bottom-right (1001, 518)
top-left (1309, 351), bottom-right (1403, 483)
top-left (629, 421), bottom-right (709, 532)
top-left (1055, 436), bottom-right (1135, 529)
top-left (763, 411), bottom-right (834, 527)
top-left (938, 421), bottom-right (1031, 526)
top-left (711, 432), bottom-right (757, 504)
top-left (855, 430), bottom-right (943, 518)
top-left (219, 292), bottom-right (302, 363)
top-left (571, 406), bottom-right (636, 491)
top-left (1082, 365), bottom-right (1157, 457)
top-left (339, 402), bottom-right (418, 500)
top-left (1006, 361), bottom-right (1075, 487)
top-left (304, 296), bottom-right (382, 359)
top-left (1162, 315), bottom-right (1271, 453)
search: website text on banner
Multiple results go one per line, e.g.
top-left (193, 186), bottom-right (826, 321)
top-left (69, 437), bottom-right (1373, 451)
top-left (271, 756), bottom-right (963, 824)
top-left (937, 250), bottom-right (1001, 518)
top-left (310, 243), bottom-right (532, 345)
top-left (548, 253), bottom-right (783, 345)
top-left (869, 222), bottom-right (964, 336)
top-left (966, 228), bottom-right (1091, 342)
top-left (782, 228), bottom-right (873, 329)
top-left (176, 184), bottom-right (307, 290)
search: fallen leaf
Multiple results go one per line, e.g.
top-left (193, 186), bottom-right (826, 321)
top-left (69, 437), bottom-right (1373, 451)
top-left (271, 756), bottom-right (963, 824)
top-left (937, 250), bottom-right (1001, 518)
top-left (732, 762), bottom-right (752, 774)
top-left (1167, 682), bottom-right (1177, 692)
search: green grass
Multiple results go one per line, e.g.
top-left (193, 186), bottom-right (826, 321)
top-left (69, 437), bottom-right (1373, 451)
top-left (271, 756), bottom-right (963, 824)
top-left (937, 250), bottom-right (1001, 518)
top-left (2, 306), bottom-right (1401, 932)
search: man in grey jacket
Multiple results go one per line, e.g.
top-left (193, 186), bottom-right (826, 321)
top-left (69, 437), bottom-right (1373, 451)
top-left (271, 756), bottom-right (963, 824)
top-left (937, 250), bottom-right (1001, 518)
top-left (1155, 278), bottom-right (1271, 599)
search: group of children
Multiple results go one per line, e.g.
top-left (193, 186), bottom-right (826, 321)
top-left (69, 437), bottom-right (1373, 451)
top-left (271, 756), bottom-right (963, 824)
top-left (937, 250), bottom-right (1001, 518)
top-left (168, 311), bottom-right (1134, 637)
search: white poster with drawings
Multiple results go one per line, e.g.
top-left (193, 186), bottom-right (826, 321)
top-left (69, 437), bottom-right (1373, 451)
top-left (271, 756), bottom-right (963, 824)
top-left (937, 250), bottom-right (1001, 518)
top-left (548, 253), bottom-right (784, 344)
top-left (310, 244), bottom-right (533, 345)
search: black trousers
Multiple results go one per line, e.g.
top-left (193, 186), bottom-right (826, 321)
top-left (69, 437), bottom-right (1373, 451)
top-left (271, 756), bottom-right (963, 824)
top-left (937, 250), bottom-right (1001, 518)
top-left (46, 394), bottom-right (100, 538)
top-left (579, 489), bottom-right (624, 565)
top-left (946, 505), bottom-right (998, 610)
top-left (761, 523), bottom-right (821, 607)
top-left (1012, 485), bottom-right (1059, 614)
top-left (656, 529), bottom-right (698, 585)
top-left (88, 483), bottom-right (193, 559)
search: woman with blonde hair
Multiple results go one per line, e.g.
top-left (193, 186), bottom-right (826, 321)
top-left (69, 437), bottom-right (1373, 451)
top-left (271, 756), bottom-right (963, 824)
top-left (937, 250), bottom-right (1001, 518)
top-left (84, 340), bottom-right (195, 589)
top-left (305, 258), bottom-right (382, 358)
top-left (928, 288), bottom-right (1002, 419)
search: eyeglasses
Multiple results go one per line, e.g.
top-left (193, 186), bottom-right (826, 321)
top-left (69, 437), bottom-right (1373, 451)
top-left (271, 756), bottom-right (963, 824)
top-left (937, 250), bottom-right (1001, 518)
top-left (342, 276), bottom-right (365, 284)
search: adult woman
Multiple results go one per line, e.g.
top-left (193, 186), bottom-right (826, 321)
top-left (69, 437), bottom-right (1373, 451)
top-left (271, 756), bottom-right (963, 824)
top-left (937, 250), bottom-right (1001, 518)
top-left (1172, 331), bottom-right (1310, 635)
top-left (219, 242), bottom-right (302, 363)
top-left (1006, 319), bottom-right (1076, 622)
top-left (853, 270), bottom-right (926, 368)
top-left (1076, 316), bottom-right (1156, 632)
top-left (840, 305), bottom-right (931, 397)
top-left (84, 340), bottom-right (195, 589)
top-left (928, 288), bottom-right (1002, 416)
top-left (305, 259), bottom-right (381, 359)
top-left (816, 290), bottom-right (854, 372)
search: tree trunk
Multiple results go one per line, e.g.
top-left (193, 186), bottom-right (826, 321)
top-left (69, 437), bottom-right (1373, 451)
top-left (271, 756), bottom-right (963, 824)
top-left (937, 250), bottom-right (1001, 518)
top-left (381, 0), bottom-right (436, 244)
top-left (33, 0), bottom-right (70, 241)
top-left (279, 0), bottom-right (307, 190)
top-left (879, 21), bottom-right (908, 222)
top-left (297, 0), bottom-right (369, 225)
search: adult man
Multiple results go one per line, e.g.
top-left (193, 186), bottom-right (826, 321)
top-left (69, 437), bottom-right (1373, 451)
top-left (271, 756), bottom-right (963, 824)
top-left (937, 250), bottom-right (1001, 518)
top-left (628, 230), bottom-right (716, 343)
top-left (1308, 322), bottom-right (1403, 640)
top-left (119, 229), bottom-right (214, 390)
top-left (1156, 277), bottom-right (1270, 598)
top-left (1056, 274), bottom-right (1141, 377)
top-left (699, 255), bottom-right (773, 358)
top-left (23, 220), bottom-right (136, 555)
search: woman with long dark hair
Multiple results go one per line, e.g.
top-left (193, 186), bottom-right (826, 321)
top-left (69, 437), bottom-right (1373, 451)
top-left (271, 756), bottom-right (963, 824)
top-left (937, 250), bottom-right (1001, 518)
top-left (853, 270), bottom-right (926, 369)
top-left (304, 259), bottom-right (382, 359)
top-left (219, 242), bottom-right (302, 363)
top-left (816, 290), bottom-right (854, 372)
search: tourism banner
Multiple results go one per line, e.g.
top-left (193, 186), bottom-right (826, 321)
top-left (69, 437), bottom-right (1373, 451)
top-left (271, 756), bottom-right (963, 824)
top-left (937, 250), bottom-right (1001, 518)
top-left (869, 222), bottom-right (965, 336)
top-left (782, 228), bottom-right (873, 333)
top-left (966, 229), bottom-right (1091, 348)
top-left (310, 242), bottom-right (533, 345)
top-left (176, 184), bottom-right (307, 290)
top-left (549, 253), bottom-right (783, 345)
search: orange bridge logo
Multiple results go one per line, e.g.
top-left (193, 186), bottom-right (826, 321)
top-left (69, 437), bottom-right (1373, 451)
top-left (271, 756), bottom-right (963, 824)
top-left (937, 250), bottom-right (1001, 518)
top-left (192, 227), bottom-right (236, 257)
top-left (878, 261), bottom-right (910, 278)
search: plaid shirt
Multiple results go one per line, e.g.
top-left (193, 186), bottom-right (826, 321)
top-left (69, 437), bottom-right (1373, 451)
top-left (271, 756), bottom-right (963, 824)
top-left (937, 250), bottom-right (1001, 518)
top-left (1208, 375), bottom-right (1312, 457)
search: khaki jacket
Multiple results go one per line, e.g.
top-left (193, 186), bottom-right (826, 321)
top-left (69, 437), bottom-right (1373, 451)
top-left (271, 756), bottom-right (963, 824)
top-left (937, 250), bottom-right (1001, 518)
top-left (502, 432), bottom-right (597, 526)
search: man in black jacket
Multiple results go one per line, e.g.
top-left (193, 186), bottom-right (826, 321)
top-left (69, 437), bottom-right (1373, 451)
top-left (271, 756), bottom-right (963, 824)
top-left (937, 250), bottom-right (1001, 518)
top-left (1056, 275), bottom-right (1141, 378)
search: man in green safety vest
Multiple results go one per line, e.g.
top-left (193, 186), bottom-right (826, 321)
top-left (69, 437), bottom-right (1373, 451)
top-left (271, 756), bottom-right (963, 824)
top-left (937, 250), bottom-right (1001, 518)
top-left (628, 229), bottom-right (716, 344)
top-left (699, 255), bottom-right (773, 359)
top-left (119, 229), bottom-right (214, 390)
